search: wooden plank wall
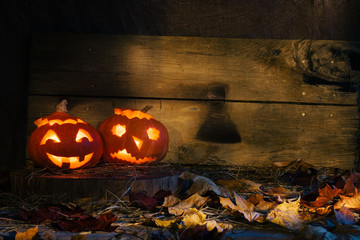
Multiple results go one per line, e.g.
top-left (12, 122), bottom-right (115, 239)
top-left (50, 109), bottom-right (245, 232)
top-left (28, 34), bottom-right (360, 169)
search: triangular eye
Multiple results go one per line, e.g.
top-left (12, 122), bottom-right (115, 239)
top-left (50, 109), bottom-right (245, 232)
top-left (147, 127), bottom-right (160, 140)
top-left (112, 124), bottom-right (126, 137)
top-left (76, 129), bottom-right (93, 142)
top-left (40, 130), bottom-right (61, 145)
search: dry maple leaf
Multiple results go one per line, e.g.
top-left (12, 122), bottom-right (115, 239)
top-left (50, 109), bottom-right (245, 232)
top-left (234, 192), bottom-right (255, 212)
top-left (334, 188), bottom-right (360, 210)
top-left (168, 193), bottom-right (208, 215)
top-left (267, 197), bottom-right (305, 231)
top-left (340, 173), bottom-right (356, 196)
top-left (308, 184), bottom-right (340, 207)
top-left (180, 208), bottom-right (232, 233)
top-left (219, 193), bottom-right (263, 222)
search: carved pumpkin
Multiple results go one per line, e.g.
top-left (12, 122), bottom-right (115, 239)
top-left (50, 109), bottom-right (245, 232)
top-left (98, 108), bottom-right (169, 165)
top-left (28, 101), bottom-right (103, 170)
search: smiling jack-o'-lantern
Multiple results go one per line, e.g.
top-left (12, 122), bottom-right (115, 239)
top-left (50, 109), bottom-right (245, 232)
top-left (28, 100), bottom-right (103, 170)
top-left (98, 108), bottom-right (169, 165)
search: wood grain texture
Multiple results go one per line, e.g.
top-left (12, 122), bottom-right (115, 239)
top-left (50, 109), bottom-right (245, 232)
top-left (10, 169), bottom-right (180, 200)
top-left (27, 96), bottom-right (359, 169)
top-left (29, 34), bottom-right (359, 105)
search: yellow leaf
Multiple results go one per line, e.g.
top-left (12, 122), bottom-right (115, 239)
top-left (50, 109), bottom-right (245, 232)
top-left (154, 218), bottom-right (178, 228)
top-left (204, 220), bottom-right (233, 233)
top-left (266, 197), bottom-right (305, 231)
top-left (334, 188), bottom-right (360, 210)
top-left (15, 226), bottom-right (39, 240)
top-left (181, 208), bottom-right (206, 227)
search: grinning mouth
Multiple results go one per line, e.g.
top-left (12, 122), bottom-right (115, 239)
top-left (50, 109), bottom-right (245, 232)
top-left (110, 149), bottom-right (156, 164)
top-left (46, 153), bottom-right (94, 169)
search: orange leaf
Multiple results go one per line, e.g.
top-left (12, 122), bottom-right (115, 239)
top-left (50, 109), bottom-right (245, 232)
top-left (340, 173), bottom-right (356, 196)
top-left (334, 188), bottom-right (360, 210)
top-left (309, 184), bottom-right (340, 207)
top-left (15, 226), bottom-right (39, 240)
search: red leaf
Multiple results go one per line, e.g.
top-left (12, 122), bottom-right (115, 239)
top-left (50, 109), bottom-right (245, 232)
top-left (57, 213), bottom-right (117, 232)
top-left (129, 191), bottom-right (159, 210)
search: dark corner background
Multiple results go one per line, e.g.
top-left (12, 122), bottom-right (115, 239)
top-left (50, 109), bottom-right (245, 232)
top-left (1, 0), bottom-right (360, 171)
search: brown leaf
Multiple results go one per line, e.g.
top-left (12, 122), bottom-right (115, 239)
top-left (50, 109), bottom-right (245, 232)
top-left (246, 194), bottom-right (263, 205)
top-left (264, 186), bottom-right (297, 198)
top-left (255, 199), bottom-right (277, 213)
top-left (168, 193), bottom-right (208, 216)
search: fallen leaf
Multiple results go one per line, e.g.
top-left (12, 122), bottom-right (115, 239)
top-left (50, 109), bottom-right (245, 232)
top-left (204, 220), bottom-right (232, 233)
top-left (264, 186), bottom-right (297, 198)
top-left (15, 226), bottom-right (39, 240)
top-left (57, 212), bottom-right (117, 232)
top-left (307, 205), bottom-right (332, 216)
top-left (129, 191), bottom-right (159, 210)
top-left (234, 192), bottom-right (255, 212)
top-left (308, 184), bottom-right (340, 207)
top-left (267, 197), bottom-right (305, 231)
top-left (219, 193), bottom-right (263, 222)
top-left (340, 174), bottom-right (356, 196)
top-left (237, 179), bottom-right (262, 192)
top-left (178, 172), bottom-right (230, 197)
top-left (334, 188), bottom-right (360, 210)
top-left (246, 193), bottom-right (263, 205)
top-left (154, 217), bottom-right (178, 228)
top-left (168, 193), bottom-right (208, 215)
top-left (335, 206), bottom-right (356, 225)
top-left (162, 195), bottom-right (180, 207)
top-left (219, 197), bottom-right (237, 210)
top-left (241, 210), bottom-right (264, 222)
top-left (255, 199), bottom-right (277, 213)
top-left (181, 208), bottom-right (206, 227)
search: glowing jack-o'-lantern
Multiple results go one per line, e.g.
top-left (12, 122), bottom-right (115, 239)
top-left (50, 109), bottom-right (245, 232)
top-left (98, 108), bottom-right (169, 165)
top-left (28, 101), bottom-right (103, 170)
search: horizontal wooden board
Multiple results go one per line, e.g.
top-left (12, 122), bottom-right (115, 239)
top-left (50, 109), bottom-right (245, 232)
top-left (29, 34), bottom-right (359, 104)
top-left (27, 96), bottom-right (359, 169)
top-left (10, 168), bottom-right (180, 200)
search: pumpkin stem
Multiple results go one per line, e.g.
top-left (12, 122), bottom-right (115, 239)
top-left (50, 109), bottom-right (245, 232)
top-left (141, 105), bottom-right (153, 113)
top-left (56, 99), bottom-right (69, 113)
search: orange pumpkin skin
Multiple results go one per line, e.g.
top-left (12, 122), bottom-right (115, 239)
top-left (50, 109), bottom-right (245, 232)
top-left (98, 108), bottom-right (169, 165)
top-left (28, 112), bottom-right (103, 170)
